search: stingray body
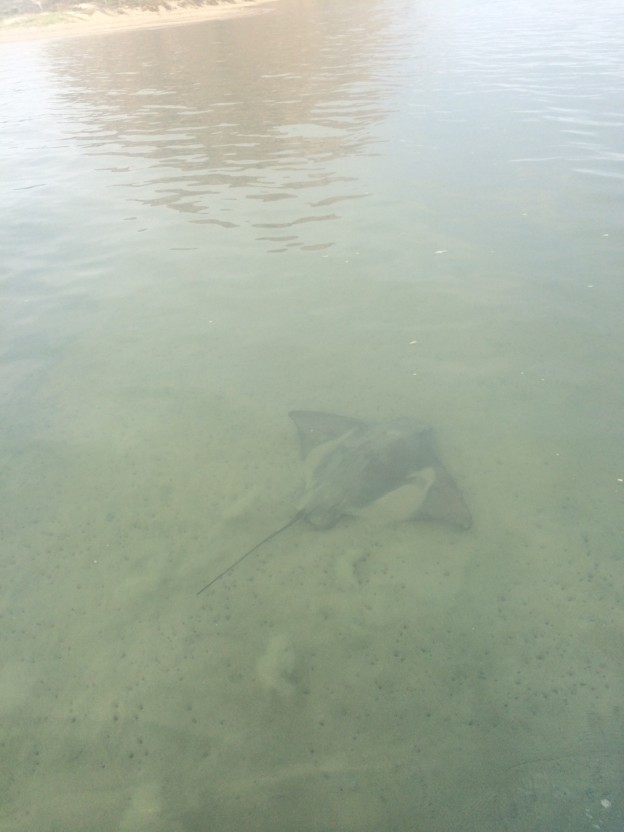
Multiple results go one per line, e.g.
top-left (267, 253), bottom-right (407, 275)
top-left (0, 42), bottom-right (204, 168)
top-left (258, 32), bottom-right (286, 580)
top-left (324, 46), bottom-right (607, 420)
top-left (291, 410), bottom-right (471, 530)
top-left (197, 410), bottom-right (471, 594)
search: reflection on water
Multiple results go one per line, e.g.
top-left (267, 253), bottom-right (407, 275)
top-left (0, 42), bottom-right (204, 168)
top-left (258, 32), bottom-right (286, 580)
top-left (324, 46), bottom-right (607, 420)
top-left (1, 0), bottom-right (624, 829)
top-left (46, 0), bottom-right (408, 252)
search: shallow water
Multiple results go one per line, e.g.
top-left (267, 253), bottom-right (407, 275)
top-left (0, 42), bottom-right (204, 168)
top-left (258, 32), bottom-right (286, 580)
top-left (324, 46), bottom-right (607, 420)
top-left (1, 0), bottom-right (623, 829)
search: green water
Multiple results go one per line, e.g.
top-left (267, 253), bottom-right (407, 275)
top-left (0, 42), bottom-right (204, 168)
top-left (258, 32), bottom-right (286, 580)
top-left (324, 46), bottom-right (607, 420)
top-left (1, 0), bottom-right (623, 828)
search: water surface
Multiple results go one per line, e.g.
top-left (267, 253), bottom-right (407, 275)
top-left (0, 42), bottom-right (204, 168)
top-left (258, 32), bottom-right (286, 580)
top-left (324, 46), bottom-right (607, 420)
top-left (1, 0), bottom-right (623, 829)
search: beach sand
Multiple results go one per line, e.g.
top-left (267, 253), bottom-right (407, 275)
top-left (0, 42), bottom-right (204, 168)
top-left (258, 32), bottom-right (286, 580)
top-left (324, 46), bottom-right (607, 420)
top-left (0, 0), bottom-right (274, 42)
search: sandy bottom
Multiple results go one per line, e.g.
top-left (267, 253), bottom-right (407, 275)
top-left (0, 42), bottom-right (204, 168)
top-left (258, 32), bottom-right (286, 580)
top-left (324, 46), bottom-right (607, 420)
top-left (0, 0), bottom-right (274, 42)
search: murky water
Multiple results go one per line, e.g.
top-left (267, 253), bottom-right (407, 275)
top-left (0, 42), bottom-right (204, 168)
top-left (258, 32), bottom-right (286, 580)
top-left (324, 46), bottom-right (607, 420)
top-left (1, 0), bottom-right (623, 829)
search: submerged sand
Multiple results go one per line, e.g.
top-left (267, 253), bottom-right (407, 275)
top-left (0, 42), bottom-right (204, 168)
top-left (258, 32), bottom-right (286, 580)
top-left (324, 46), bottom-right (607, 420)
top-left (0, 0), bottom-right (274, 42)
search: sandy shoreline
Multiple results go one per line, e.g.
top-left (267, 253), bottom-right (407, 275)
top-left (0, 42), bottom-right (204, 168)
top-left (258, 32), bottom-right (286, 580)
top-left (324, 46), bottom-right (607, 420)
top-left (0, 0), bottom-right (274, 42)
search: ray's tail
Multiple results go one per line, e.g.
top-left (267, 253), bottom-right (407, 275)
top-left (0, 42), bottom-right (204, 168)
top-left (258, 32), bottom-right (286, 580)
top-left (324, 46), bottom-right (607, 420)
top-left (197, 511), bottom-right (304, 595)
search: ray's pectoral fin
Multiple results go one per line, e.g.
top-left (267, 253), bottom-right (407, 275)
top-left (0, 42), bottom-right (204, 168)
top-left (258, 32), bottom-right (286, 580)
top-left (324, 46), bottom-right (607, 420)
top-left (414, 464), bottom-right (472, 529)
top-left (358, 467), bottom-right (437, 524)
top-left (289, 410), bottom-right (364, 458)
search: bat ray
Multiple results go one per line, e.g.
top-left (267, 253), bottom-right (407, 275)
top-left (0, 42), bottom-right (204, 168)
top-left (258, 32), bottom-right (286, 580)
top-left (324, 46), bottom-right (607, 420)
top-left (197, 410), bottom-right (471, 594)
